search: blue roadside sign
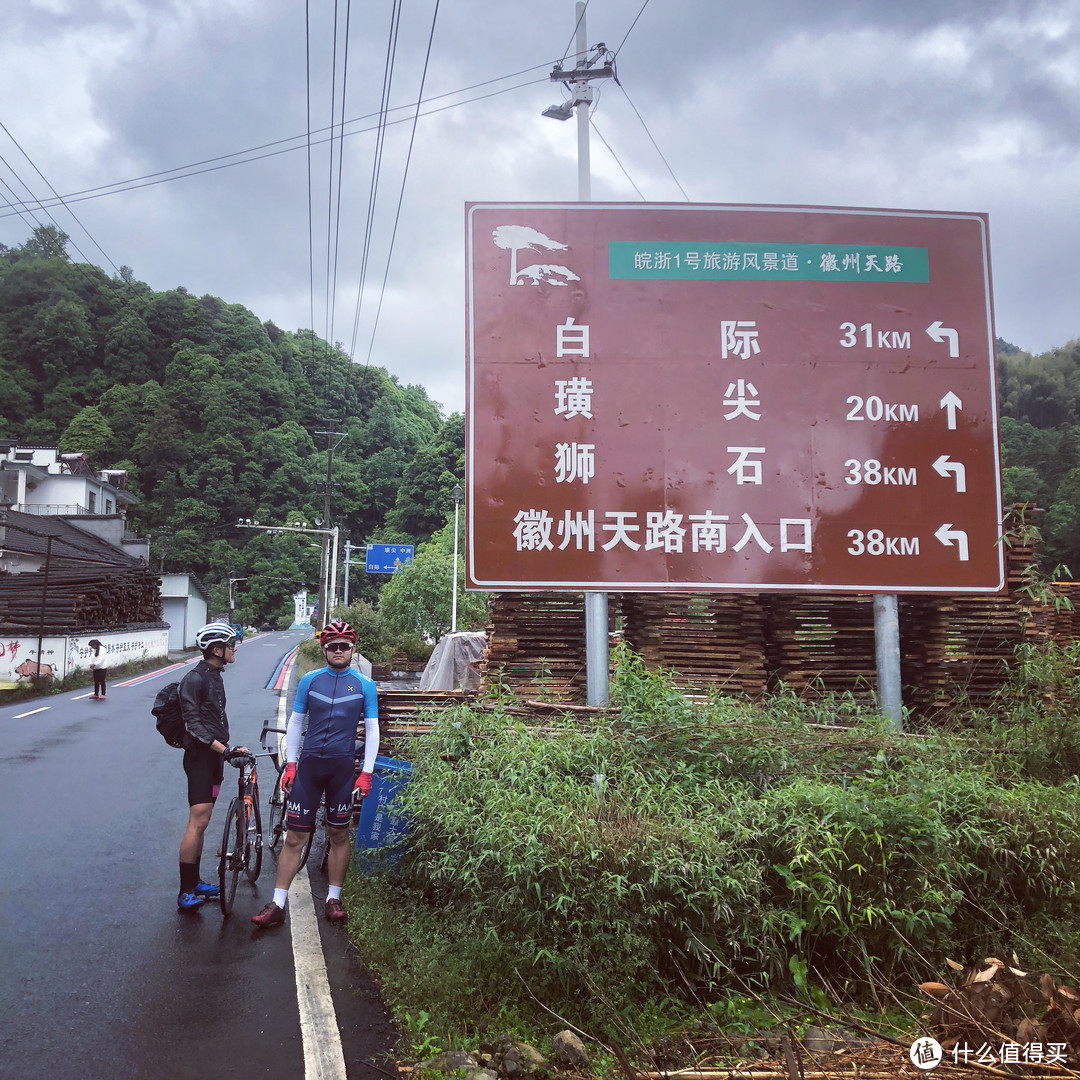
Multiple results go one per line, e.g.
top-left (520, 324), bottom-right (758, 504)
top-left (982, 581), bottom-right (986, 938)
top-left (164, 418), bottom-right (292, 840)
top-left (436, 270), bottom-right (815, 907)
top-left (365, 543), bottom-right (414, 573)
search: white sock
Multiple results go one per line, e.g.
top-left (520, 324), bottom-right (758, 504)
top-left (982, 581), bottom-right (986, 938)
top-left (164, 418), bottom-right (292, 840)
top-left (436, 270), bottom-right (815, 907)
top-left (274, 888), bottom-right (289, 908)
top-left (327, 885), bottom-right (342, 901)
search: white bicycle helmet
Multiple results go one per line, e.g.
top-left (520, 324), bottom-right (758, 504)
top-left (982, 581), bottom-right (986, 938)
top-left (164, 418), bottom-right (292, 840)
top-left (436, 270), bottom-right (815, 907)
top-left (195, 621), bottom-right (237, 653)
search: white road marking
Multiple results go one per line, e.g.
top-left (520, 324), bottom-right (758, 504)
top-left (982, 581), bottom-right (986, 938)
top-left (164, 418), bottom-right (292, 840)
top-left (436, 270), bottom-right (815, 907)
top-left (13, 707), bottom-right (50, 718)
top-left (291, 869), bottom-right (347, 1080)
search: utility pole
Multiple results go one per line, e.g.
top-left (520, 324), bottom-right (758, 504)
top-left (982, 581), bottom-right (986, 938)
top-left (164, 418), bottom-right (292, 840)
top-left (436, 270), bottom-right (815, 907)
top-left (544, 3), bottom-right (615, 706)
top-left (314, 418), bottom-right (345, 628)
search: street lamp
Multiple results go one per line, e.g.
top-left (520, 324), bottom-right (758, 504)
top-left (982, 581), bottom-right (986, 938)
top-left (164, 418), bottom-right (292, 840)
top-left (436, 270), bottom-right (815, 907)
top-left (451, 483), bottom-right (463, 633)
top-left (236, 519), bottom-right (338, 629)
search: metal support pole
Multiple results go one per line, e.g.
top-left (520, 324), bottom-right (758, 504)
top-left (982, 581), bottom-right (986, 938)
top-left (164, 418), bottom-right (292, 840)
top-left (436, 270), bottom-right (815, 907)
top-left (343, 540), bottom-right (352, 606)
top-left (35, 535), bottom-right (53, 680)
top-left (873, 593), bottom-right (903, 731)
top-left (573, 1), bottom-right (609, 706)
top-left (585, 591), bottom-right (609, 706)
top-left (575, 1), bottom-right (591, 202)
top-left (328, 527), bottom-right (339, 617)
top-left (451, 498), bottom-right (461, 633)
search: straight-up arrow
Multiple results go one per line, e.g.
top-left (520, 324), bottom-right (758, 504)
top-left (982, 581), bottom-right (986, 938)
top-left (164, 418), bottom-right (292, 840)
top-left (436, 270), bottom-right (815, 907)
top-left (932, 454), bottom-right (967, 492)
top-left (940, 391), bottom-right (963, 430)
top-left (926, 320), bottom-right (959, 357)
top-left (934, 523), bottom-right (969, 561)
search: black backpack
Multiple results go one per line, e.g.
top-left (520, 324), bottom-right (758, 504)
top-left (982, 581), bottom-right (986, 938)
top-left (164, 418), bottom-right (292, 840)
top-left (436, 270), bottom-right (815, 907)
top-left (152, 681), bottom-right (186, 748)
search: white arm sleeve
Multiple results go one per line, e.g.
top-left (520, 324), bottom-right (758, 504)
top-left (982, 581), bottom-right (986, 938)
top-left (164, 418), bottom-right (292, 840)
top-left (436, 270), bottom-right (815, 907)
top-left (361, 713), bottom-right (379, 773)
top-left (285, 710), bottom-right (305, 764)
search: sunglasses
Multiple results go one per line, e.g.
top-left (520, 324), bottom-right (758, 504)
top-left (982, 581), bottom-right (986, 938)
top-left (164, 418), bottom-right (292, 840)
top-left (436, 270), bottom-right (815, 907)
top-left (324, 642), bottom-right (352, 652)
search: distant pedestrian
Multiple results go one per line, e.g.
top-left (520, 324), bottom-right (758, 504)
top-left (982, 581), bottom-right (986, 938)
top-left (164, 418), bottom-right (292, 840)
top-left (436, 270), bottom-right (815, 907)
top-left (88, 639), bottom-right (107, 699)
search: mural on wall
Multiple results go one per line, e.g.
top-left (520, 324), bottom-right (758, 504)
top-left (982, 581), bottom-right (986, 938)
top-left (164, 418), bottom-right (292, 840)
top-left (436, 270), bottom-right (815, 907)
top-left (0, 638), bottom-right (59, 687)
top-left (1, 630), bottom-right (170, 689)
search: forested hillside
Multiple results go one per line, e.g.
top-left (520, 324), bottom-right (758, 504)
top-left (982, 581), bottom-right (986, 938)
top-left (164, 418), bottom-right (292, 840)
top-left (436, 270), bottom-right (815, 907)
top-left (997, 335), bottom-right (1080, 573)
top-left (0, 226), bottom-right (463, 625)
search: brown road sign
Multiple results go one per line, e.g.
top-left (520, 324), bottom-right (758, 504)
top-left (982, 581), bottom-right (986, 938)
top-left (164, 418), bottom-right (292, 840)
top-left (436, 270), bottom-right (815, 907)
top-left (466, 202), bottom-right (1004, 593)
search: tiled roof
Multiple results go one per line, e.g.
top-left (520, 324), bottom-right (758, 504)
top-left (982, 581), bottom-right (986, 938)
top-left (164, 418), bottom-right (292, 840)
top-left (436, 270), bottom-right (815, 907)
top-left (0, 510), bottom-right (143, 567)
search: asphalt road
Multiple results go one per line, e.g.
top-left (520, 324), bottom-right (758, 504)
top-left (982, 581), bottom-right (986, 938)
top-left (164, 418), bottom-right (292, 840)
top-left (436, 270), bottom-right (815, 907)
top-left (0, 630), bottom-right (398, 1080)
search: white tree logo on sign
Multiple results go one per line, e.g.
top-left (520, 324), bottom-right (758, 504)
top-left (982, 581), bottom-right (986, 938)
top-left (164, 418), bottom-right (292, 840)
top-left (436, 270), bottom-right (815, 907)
top-left (493, 225), bottom-right (580, 286)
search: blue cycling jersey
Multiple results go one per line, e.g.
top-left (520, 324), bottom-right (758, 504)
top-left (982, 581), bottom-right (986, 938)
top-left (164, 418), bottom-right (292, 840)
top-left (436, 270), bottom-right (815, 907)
top-left (292, 665), bottom-right (378, 759)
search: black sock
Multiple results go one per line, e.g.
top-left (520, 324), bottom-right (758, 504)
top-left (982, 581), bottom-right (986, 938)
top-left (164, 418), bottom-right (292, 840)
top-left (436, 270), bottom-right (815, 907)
top-left (179, 861), bottom-right (199, 893)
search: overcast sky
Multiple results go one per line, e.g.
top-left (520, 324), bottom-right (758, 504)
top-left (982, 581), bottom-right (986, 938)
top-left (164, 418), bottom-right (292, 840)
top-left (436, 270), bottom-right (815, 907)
top-left (1, 0), bottom-right (1077, 417)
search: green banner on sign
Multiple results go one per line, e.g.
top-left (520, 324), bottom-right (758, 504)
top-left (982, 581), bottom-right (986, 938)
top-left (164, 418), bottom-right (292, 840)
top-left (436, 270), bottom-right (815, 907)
top-left (609, 242), bottom-right (929, 282)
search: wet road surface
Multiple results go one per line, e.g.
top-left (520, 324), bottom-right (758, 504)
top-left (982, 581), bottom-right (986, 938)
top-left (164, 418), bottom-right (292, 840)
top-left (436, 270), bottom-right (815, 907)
top-left (0, 630), bottom-right (398, 1080)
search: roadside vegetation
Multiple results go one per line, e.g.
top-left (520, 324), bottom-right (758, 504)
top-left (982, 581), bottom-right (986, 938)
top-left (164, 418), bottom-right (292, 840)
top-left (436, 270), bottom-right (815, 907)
top-left (345, 640), bottom-right (1080, 1067)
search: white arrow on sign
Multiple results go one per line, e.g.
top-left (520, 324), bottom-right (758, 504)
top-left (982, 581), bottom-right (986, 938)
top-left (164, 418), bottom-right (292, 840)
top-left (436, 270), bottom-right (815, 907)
top-left (926, 320), bottom-right (959, 357)
top-left (935, 523), bottom-right (969, 562)
top-left (940, 390), bottom-right (963, 430)
top-left (932, 454), bottom-right (967, 492)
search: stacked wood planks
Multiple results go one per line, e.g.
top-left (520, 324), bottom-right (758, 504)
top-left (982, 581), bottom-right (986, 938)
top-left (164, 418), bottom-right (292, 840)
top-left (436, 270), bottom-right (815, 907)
top-left (621, 593), bottom-right (768, 698)
top-left (480, 592), bottom-right (593, 703)
top-left (0, 566), bottom-right (163, 632)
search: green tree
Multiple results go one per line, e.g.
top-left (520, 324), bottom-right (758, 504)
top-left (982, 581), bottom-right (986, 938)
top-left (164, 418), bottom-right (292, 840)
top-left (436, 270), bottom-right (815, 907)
top-left (59, 406), bottom-right (114, 465)
top-left (378, 521), bottom-right (488, 643)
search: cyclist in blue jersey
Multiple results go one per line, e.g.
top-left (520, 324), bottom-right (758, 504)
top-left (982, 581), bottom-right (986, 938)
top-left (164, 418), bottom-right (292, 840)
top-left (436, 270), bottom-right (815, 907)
top-left (252, 618), bottom-right (379, 926)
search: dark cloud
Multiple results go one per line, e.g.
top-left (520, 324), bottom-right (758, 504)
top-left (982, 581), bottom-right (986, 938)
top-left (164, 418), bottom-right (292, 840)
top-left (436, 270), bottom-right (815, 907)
top-left (1, 0), bottom-right (1078, 414)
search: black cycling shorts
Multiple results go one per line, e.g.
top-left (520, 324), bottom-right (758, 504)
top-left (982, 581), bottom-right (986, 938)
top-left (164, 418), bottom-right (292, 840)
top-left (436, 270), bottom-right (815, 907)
top-left (184, 741), bottom-right (224, 806)
top-left (286, 755), bottom-right (354, 832)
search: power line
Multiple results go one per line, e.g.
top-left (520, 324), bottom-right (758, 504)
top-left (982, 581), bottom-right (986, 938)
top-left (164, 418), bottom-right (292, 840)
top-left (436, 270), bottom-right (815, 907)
top-left (327, 0), bottom-right (355, 382)
top-left (0, 148), bottom-right (99, 266)
top-left (613, 0), bottom-right (652, 57)
top-left (305, 0), bottom-right (318, 384)
top-left (322, 0), bottom-right (343, 407)
top-left (0, 117), bottom-right (120, 274)
top-left (362, 0), bottom-right (442, 366)
top-left (615, 79), bottom-right (690, 201)
top-left (0, 68), bottom-right (555, 222)
top-left (561, 0), bottom-right (592, 64)
top-left (349, 0), bottom-right (405, 362)
top-left (590, 118), bottom-right (645, 199)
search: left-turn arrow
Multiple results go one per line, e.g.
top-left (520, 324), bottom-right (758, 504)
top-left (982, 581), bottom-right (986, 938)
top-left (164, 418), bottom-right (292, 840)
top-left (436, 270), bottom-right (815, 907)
top-left (932, 454), bottom-right (967, 492)
top-left (934, 523), bottom-right (969, 561)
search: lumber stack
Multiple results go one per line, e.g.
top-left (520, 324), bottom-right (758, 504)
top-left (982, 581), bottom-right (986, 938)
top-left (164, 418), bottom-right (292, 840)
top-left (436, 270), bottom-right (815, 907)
top-left (479, 592), bottom-right (596, 703)
top-left (621, 593), bottom-right (768, 698)
top-left (0, 567), bottom-right (163, 632)
top-left (762, 593), bottom-right (878, 697)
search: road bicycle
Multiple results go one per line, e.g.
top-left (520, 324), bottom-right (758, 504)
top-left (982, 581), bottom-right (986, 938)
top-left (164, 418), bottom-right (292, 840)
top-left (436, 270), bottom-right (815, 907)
top-left (259, 724), bottom-right (366, 875)
top-left (217, 751), bottom-right (264, 915)
top-left (260, 720), bottom-right (289, 852)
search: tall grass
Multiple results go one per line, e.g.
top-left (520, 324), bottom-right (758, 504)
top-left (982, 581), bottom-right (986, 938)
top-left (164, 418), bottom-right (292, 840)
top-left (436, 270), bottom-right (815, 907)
top-left (349, 641), bottom-right (1080, 1044)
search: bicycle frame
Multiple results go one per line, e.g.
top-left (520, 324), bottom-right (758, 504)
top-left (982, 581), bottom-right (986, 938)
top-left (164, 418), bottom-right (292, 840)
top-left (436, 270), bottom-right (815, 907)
top-left (217, 753), bottom-right (266, 916)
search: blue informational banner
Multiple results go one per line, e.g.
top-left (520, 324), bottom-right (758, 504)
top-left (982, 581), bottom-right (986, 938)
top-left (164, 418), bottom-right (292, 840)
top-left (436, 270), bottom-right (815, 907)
top-left (365, 543), bottom-right (414, 573)
top-left (355, 755), bottom-right (413, 873)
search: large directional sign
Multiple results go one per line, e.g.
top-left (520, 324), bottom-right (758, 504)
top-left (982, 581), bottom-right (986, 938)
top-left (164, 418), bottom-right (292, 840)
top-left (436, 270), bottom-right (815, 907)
top-left (465, 202), bottom-right (1004, 593)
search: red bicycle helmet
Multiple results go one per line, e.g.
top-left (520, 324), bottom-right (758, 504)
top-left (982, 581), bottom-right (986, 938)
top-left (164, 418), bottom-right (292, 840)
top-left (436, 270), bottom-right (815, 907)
top-left (319, 618), bottom-right (357, 647)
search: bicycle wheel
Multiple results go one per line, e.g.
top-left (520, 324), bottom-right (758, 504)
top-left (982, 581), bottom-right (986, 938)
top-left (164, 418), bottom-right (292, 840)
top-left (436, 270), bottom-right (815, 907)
top-left (245, 789), bottom-right (263, 883)
top-left (296, 809), bottom-right (317, 873)
top-left (267, 784), bottom-right (287, 852)
top-left (218, 799), bottom-right (244, 916)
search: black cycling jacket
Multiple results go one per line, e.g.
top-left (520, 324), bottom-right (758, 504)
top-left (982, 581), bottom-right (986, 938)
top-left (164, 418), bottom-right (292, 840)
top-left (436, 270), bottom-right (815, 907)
top-left (179, 660), bottom-right (230, 748)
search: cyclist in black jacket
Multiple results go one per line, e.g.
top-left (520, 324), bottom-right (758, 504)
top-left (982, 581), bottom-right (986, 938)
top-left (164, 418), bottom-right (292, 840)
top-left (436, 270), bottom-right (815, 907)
top-left (176, 622), bottom-right (248, 910)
